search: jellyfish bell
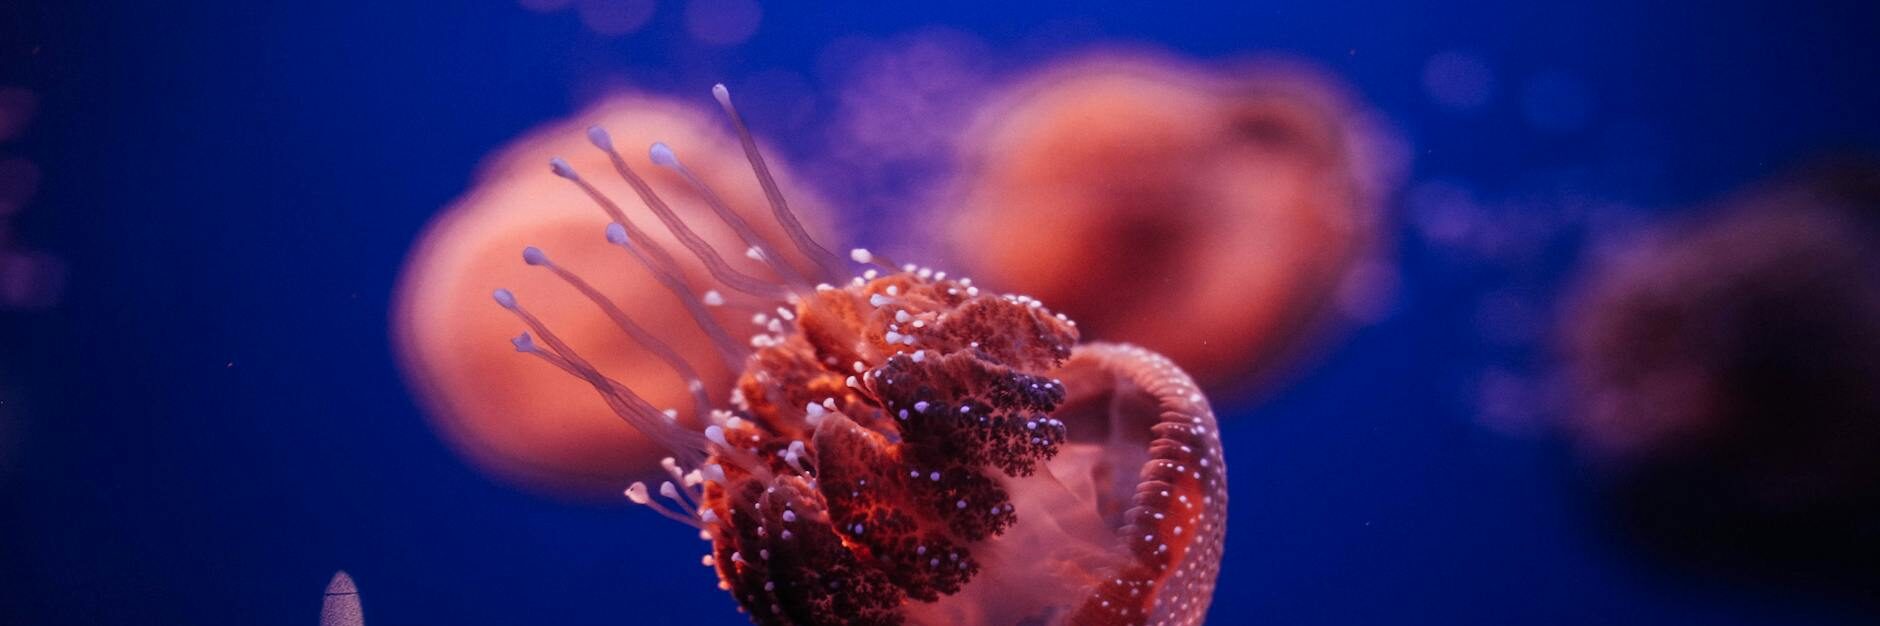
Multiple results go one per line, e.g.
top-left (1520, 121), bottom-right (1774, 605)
top-left (394, 93), bottom-right (838, 497)
top-left (494, 85), bottom-right (1227, 625)
top-left (940, 51), bottom-right (1394, 398)
top-left (898, 342), bottom-right (1225, 626)
top-left (1560, 160), bottom-right (1880, 601)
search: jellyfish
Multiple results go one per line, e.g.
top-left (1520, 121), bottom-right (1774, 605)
top-left (0, 86), bottom-right (64, 311)
top-left (1560, 160), bottom-right (1880, 603)
top-left (491, 85), bottom-right (1227, 625)
top-left (939, 52), bottom-right (1395, 396)
top-left (394, 93), bottom-right (838, 497)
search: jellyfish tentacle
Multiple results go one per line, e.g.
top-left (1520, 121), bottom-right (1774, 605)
top-left (588, 125), bottom-right (794, 298)
top-left (511, 330), bottom-right (706, 467)
top-left (712, 83), bottom-right (848, 281)
top-left (511, 324), bottom-right (764, 486)
top-left (626, 481), bottom-right (709, 530)
top-left (847, 247), bottom-right (904, 274)
top-left (555, 151), bottom-right (789, 300)
top-left (701, 288), bottom-right (777, 316)
top-left (511, 335), bottom-right (706, 467)
top-left (522, 246), bottom-right (716, 421)
top-left (658, 480), bottom-right (703, 520)
top-left (602, 222), bottom-right (750, 368)
top-left (646, 141), bottom-right (813, 290)
top-left (495, 290), bottom-right (712, 468)
top-left (548, 158), bottom-right (686, 277)
top-left (658, 457), bottom-right (708, 512)
top-left (554, 159), bottom-right (761, 366)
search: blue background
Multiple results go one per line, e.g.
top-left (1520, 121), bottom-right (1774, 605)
top-left (3, 1), bottom-right (1877, 624)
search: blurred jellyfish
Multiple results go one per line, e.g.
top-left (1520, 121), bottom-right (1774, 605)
top-left (1560, 159), bottom-right (1880, 599)
top-left (393, 93), bottom-right (840, 498)
top-left (0, 86), bottom-right (63, 312)
top-left (0, 248), bottom-right (64, 310)
top-left (0, 86), bottom-right (58, 475)
top-left (321, 571), bottom-right (364, 626)
top-left (940, 52), bottom-right (1400, 396)
top-left (0, 87), bottom-right (36, 143)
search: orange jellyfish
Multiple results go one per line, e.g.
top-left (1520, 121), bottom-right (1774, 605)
top-left (394, 93), bottom-right (838, 497)
top-left (940, 52), bottom-right (1392, 395)
top-left (1561, 160), bottom-right (1880, 601)
top-left (491, 85), bottom-right (1227, 625)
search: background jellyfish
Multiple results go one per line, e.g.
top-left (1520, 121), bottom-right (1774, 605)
top-left (0, 74), bottom-right (59, 497)
top-left (394, 93), bottom-right (840, 498)
top-left (939, 52), bottom-right (1398, 398)
top-left (1559, 160), bottom-right (1880, 606)
top-left (0, 83), bottom-right (62, 311)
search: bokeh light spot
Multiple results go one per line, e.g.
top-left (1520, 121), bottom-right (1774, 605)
top-left (0, 249), bottom-right (65, 310)
top-left (684, 0), bottom-right (761, 46)
top-left (576, 0), bottom-right (657, 36)
top-left (0, 87), bottom-right (37, 143)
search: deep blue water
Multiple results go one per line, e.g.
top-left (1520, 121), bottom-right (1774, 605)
top-left (3, 1), bottom-right (1877, 624)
